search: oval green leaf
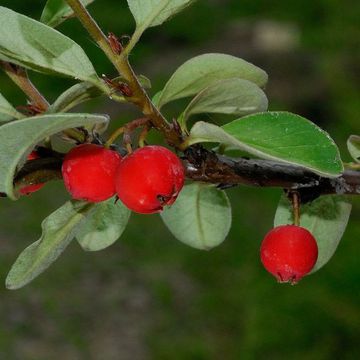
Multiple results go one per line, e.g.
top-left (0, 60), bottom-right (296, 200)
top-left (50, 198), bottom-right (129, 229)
top-left (347, 135), bottom-right (360, 163)
top-left (160, 183), bottom-right (232, 250)
top-left (0, 92), bottom-right (23, 122)
top-left (0, 6), bottom-right (100, 84)
top-left (49, 82), bottom-right (103, 113)
top-left (6, 200), bottom-right (94, 290)
top-left (41, 0), bottom-right (95, 28)
top-left (188, 112), bottom-right (343, 177)
top-left (128, 0), bottom-right (195, 29)
top-left (182, 78), bottom-right (268, 121)
top-left (157, 53), bottom-right (268, 108)
top-left (77, 198), bottom-right (131, 251)
top-left (274, 194), bottom-right (352, 273)
top-left (0, 113), bottom-right (109, 199)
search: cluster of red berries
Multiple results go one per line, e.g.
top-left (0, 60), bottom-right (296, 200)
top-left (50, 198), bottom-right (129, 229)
top-left (23, 145), bottom-right (318, 284)
top-left (260, 224), bottom-right (318, 284)
top-left (61, 144), bottom-right (185, 214)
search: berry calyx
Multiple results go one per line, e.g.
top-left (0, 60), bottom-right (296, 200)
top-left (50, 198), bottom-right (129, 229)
top-left (260, 225), bottom-right (318, 284)
top-left (62, 144), bottom-right (121, 203)
top-left (115, 145), bottom-right (185, 214)
top-left (19, 151), bottom-right (45, 195)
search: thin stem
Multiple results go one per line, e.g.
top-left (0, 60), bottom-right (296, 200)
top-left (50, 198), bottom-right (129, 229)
top-left (105, 126), bottom-right (125, 148)
top-left (344, 162), bottom-right (360, 171)
top-left (138, 124), bottom-right (151, 147)
top-left (1, 61), bottom-right (49, 111)
top-left (65, 0), bottom-right (184, 148)
top-left (291, 192), bottom-right (301, 226)
top-left (105, 117), bottom-right (150, 148)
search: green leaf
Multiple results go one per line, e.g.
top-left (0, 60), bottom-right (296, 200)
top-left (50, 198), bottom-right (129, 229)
top-left (127, 0), bottom-right (195, 30)
top-left (41, 0), bottom-right (95, 28)
top-left (0, 6), bottom-right (100, 84)
top-left (157, 53), bottom-right (268, 108)
top-left (49, 82), bottom-right (103, 113)
top-left (0, 92), bottom-right (23, 122)
top-left (188, 112), bottom-right (343, 177)
top-left (137, 74), bottom-right (152, 89)
top-left (274, 194), bottom-right (352, 273)
top-left (49, 74), bottom-right (150, 113)
top-left (182, 78), bottom-right (268, 122)
top-left (161, 183), bottom-right (232, 250)
top-left (6, 200), bottom-right (94, 289)
top-left (347, 135), bottom-right (360, 163)
top-left (152, 91), bottom-right (163, 108)
top-left (77, 198), bottom-right (131, 251)
top-left (0, 113), bottom-right (109, 199)
top-left (113, 74), bottom-right (151, 89)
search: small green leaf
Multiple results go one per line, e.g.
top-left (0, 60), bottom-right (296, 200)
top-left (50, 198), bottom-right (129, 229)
top-left (182, 78), bottom-right (268, 121)
top-left (347, 135), bottom-right (360, 163)
top-left (0, 113), bottom-right (109, 199)
top-left (152, 91), bottom-right (162, 108)
top-left (77, 199), bottom-right (131, 251)
top-left (127, 0), bottom-right (195, 31)
top-left (41, 0), bottom-right (95, 28)
top-left (49, 82), bottom-right (103, 113)
top-left (188, 112), bottom-right (343, 177)
top-left (161, 183), bottom-right (232, 250)
top-left (0, 92), bottom-right (23, 122)
top-left (113, 74), bottom-right (151, 89)
top-left (0, 6), bottom-right (100, 84)
top-left (274, 194), bottom-right (352, 273)
top-left (157, 53), bottom-right (268, 108)
top-left (138, 74), bottom-right (152, 89)
top-left (6, 200), bottom-right (94, 289)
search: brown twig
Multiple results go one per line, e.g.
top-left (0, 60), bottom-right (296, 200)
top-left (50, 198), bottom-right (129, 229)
top-left (8, 145), bottom-right (360, 201)
top-left (0, 61), bottom-right (49, 112)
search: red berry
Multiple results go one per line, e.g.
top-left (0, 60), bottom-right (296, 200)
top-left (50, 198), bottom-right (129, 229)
top-left (19, 151), bottom-right (45, 195)
top-left (260, 225), bottom-right (318, 284)
top-left (62, 144), bottom-right (121, 203)
top-left (115, 145), bottom-right (185, 214)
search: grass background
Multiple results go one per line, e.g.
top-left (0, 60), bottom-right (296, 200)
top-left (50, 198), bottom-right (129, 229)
top-left (0, 0), bottom-right (359, 359)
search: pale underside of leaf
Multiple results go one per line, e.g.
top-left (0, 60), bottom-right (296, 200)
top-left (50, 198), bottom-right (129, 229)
top-left (6, 201), bottom-right (94, 289)
top-left (182, 78), bottom-right (268, 121)
top-left (347, 135), bottom-right (360, 163)
top-left (40, 0), bottom-right (95, 28)
top-left (0, 92), bottom-right (23, 122)
top-left (0, 113), bottom-right (109, 199)
top-left (128, 0), bottom-right (195, 29)
top-left (161, 183), bottom-right (232, 250)
top-left (77, 198), bottom-right (131, 251)
top-left (48, 82), bottom-right (103, 113)
top-left (157, 53), bottom-right (268, 108)
top-left (0, 6), bottom-right (99, 84)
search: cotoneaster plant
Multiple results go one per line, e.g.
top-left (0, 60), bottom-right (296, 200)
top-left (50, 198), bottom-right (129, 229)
top-left (0, 0), bottom-right (358, 289)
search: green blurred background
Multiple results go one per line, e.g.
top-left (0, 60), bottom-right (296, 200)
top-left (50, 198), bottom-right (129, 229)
top-left (1, 1), bottom-right (360, 359)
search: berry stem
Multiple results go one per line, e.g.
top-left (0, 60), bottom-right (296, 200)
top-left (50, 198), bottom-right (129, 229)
top-left (105, 117), bottom-right (150, 148)
top-left (291, 191), bottom-right (301, 226)
top-left (105, 127), bottom-right (125, 148)
top-left (138, 124), bottom-right (151, 147)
